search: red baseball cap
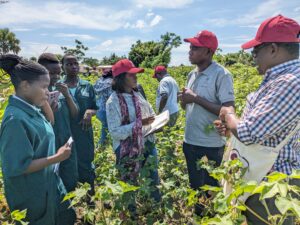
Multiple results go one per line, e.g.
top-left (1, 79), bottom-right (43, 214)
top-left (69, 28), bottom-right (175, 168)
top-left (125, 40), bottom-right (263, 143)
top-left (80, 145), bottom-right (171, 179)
top-left (242, 15), bottom-right (300, 49)
top-left (184, 30), bottom-right (218, 52)
top-left (112, 59), bottom-right (144, 77)
top-left (153, 65), bottom-right (167, 78)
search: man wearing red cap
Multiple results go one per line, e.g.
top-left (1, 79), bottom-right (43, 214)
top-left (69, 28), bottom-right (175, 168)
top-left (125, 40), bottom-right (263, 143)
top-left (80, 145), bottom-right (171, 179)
top-left (153, 65), bottom-right (179, 127)
top-left (217, 15), bottom-right (300, 224)
top-left (179, 30), bottom-right (235, 215)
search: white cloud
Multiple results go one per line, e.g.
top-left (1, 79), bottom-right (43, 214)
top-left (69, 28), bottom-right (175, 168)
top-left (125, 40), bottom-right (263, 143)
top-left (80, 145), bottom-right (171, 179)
top-left (150, 15), bottom-right (162, 27)
top-left (234, 0), bottom-right (281, 25)
top-left (0, 1), bottom-right (132, 31)
top-left (20, 42), bottom-right (64, 58)
top-left (220, 43), bottom-right (242, 48)
top-left (100, 40), bottom-right (113, 48)
top-left (134, 20), bottom-right (146, 29)
top-left (125, 19), bottom-right (147, 29)
top-left (54, 33), bottom-right (96, 41)
top-left (206, 0), bottom-right (289, 27)
top-left (147, 12), bottom-right (155, 17)
top-left (132, 0), bottom-right (194, 9)
top-left (170, 44), bottom-right (190, 66)
top-left (91, 36), bottom-right (139, 55)
top-left (11, 28), bottom-right (32, 32)
top-left (125, 13), bottom-right (162, 30)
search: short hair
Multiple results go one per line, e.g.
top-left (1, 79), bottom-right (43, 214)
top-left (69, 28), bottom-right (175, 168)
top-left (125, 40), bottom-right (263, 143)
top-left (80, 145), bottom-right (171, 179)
top-left (0, 54), bottom-right (48, 88)
top-left (276, 42), bottom-right (299, 58)
top-left (61, 54), bottom-right (77, 65)
top-left (38, 53), bottom-right (59, 66)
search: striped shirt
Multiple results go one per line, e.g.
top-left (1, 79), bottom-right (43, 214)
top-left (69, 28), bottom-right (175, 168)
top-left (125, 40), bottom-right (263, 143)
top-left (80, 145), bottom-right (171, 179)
top-left (237, 59), bottom-right (300, 175)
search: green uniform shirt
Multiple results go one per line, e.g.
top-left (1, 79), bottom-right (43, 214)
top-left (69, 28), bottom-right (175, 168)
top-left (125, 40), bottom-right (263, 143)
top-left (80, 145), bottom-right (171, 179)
top-left (0, 96), bottom-right (67, 224)
top-left (49, 86), bottom-right (79, 192)
top-left (63, 78), bottom-right (98, 179)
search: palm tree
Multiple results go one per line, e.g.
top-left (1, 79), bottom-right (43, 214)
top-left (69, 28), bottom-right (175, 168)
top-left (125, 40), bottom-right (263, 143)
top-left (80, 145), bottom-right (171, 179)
top-left (0, 28), bottom-right (21, 55)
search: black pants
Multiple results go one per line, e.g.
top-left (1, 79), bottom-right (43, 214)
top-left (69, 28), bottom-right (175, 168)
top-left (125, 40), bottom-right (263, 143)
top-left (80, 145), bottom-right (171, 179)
top-left (183, 142), bottom-right (224, 215)
top-left (245, 179), bottom-right (300, 225)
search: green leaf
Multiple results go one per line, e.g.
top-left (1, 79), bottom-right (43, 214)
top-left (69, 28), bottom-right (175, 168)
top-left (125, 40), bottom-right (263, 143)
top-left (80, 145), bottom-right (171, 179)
top-left (266, 172), bottom-right (288, 182)
top-left (275, 196), bottom-right (300, 217)
top-left (289, 170), bottom-right (300, 180)
top-left (201, 185), bottom-right (222, 192)
top-left (261, 183), bottom-right (288, 199)
top-left (63, 192), bottom-right (76, 202)
top-left (11, 210), bottom-right (28, 224)
top-left (118, 181), bottom-right (139, 193)
top-left (187, 189), bottom-right (198, 206)
top-left (227, 181), bottom-right (257, 203)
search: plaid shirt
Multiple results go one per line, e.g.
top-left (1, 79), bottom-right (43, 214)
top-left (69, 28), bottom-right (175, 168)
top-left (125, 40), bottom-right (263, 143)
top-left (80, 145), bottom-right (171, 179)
top-left (237, 59), bottom-right (300, 175)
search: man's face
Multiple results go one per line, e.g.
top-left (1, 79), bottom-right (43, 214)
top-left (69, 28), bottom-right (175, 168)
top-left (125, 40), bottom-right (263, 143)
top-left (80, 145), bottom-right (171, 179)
top-left (45, 63), bottom-right (61, 86)
top-left (62, 56), bottom-right (79, 77)
top-left (251, 43), bottom-right (275, 75)
top-left (188, 44), bottom-right (210, 65)
top-left (155, 72), bottom-right (164, 81)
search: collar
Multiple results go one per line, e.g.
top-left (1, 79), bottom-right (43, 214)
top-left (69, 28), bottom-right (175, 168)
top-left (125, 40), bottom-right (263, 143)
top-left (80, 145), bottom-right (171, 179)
top-left (160, 74), bottom-right (170, 81)
top-left (193, 61), bottom-right (216, 76)
top-left (61, 76), bottom-right (88, 86)
top-left (10, 95), bottom-right (41, 117)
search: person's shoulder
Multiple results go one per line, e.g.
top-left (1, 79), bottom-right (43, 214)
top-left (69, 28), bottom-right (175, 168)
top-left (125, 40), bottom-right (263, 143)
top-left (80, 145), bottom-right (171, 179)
top-left (106, 91), bottom-right (118, 104)
top-left (212, 61), bottom-right (232, 78)
top-left (274, 73), bottom-right (300, 88)
top-left (1, 107), bottom-right (26, 130)
top-left (79, 79), bottom-right (92, 87)
top-left (187, 67), bottom-right (198, 80)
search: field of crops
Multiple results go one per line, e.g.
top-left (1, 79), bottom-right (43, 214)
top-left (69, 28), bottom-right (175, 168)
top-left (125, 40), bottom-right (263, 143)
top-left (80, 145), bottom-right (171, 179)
top-left (1, 64), bottom-right (299, 225)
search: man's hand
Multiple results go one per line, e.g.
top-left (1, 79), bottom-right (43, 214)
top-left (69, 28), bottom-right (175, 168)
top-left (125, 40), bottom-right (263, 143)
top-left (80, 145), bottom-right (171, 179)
top-left (219, 106), bottom-right (235, 122)
top-left (214, 120), bottom-right (230, 137)
top-left (79, 109), bottom-right (94, 130)
top-left (181, 88), bottom-right (197, 105)
top-left (142, 116), bottom-right (155, 126)
top-left (56, 82), bottom-right (70, 98)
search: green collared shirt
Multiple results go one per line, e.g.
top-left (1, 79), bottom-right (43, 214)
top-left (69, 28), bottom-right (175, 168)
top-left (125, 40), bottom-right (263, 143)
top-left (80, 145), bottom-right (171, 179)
top-left (62, 78), bottom-right (98, 165)
top-left (0, 96), bottom-right (63, 223)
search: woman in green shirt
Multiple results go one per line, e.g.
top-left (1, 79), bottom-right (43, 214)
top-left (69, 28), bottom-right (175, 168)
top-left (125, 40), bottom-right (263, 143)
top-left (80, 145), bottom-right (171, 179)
top-left (38, 53), bottom-right (79, 192)
top-left (0, 54), bottom-right (76, 225)
top-left (61, 54), bottom-right (98, 195)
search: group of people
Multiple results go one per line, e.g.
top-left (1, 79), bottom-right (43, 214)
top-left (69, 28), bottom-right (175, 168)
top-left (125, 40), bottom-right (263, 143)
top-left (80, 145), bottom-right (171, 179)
top-left (0, 14), bottom-right (299, 225)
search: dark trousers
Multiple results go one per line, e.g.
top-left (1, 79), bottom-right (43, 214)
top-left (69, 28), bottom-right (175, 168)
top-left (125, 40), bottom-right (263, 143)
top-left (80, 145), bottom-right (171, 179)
top-left (245, 179), bottom-right (300, 225)
top-left (183, 142), bottom-right (224, 215)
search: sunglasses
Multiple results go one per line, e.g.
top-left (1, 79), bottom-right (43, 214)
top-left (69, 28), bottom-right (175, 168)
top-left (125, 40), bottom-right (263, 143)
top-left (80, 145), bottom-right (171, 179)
top-left (190, 45), bottom-right (207, 51)
top-left (251, 43), bottom-right (272, 57)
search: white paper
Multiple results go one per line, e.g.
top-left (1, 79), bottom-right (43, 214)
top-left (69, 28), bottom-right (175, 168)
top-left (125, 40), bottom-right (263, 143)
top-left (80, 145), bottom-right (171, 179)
top-left (144, 110), bottom-right (170, 137)
top-left (54, 163), bottom-right (60, 174)
top-left (67, 136), bottom-right (74, 146)
top-left (54, 136), bottom-right (73, 174)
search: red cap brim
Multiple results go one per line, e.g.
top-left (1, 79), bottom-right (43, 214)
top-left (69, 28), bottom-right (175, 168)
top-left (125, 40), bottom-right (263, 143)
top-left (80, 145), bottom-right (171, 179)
top-left (128, 68), bottom-right (144, 74)
top-left (184, 38), bottom-right (205, 47)
top-left (241, 39), bottom-right (262, 49)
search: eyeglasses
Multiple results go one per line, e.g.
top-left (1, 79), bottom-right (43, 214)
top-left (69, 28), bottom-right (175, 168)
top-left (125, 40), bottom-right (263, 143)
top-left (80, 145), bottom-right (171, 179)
top-left (251, 43), bottom-right (271, 58)
top-left (190, 45), bottom-right (206, 51)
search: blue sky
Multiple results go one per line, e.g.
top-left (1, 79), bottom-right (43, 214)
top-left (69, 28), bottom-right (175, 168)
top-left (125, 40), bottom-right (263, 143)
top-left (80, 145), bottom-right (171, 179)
top-left (1, 0), bottom-right (299, 65)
